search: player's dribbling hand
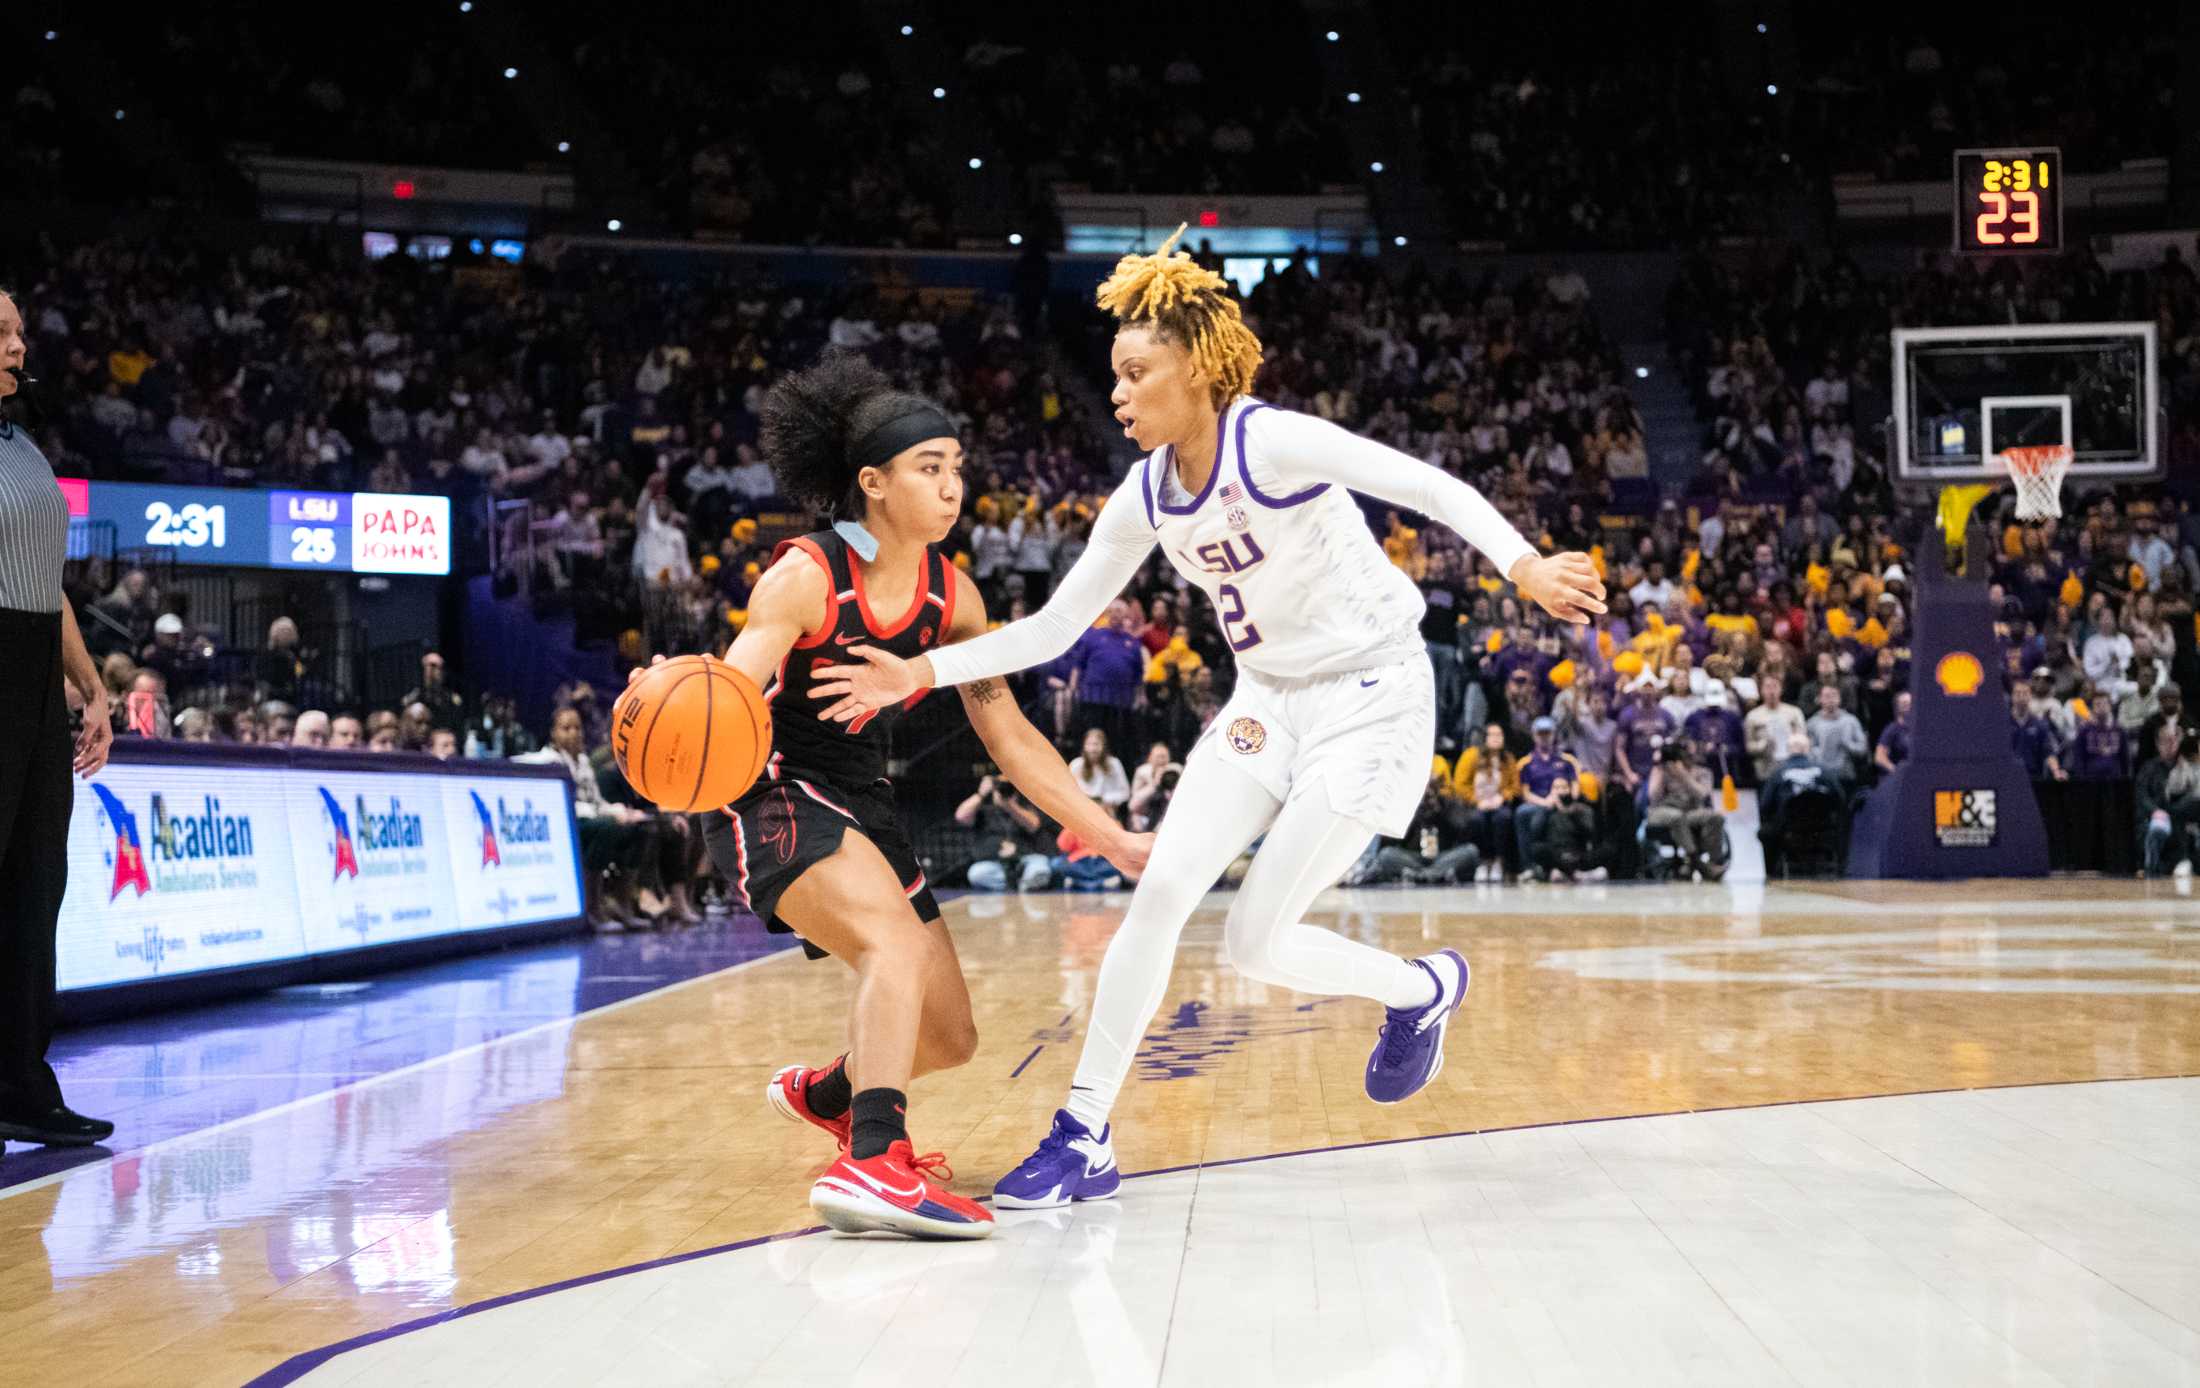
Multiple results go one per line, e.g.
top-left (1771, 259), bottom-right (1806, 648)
top-left (1511, 552), bottom-right (1607, 624)
top-left (626, 652), bottom-right (708, 688)
top-left (810, 645), bottom-right (920, 723)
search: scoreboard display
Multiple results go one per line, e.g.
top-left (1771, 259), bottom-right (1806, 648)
top-left (1952, 147), bottom-right (2062, 254)
top-left (65, 481), bottom-right (451, 576)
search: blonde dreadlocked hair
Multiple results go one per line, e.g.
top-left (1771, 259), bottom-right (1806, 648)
top-left (1095, 223), bottom-right (1263, 411)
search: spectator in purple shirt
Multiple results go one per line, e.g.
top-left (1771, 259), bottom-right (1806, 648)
top-left (1068, 598), bottom-right (1149, 755)
top-left (1615, 681), bottom-right (1677, 807)
top-left (1512, 717), bottom-right (1583, 874)
top-left (2009, 681), bottom-right (2066, 780)
top-left (1874, 691), bottom-right (1912, 776)
top-left (2069, 697), bottom-right (2129, 780)
top-left (1681, 680), bottom-right (1746, 781)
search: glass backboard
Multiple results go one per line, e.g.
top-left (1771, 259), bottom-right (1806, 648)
top-left (1890, 322), bottom-right (2158, 484)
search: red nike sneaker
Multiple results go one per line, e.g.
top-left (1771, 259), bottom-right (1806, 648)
top-left (810, 1141), bottom-right (994, 1240)
top-left (765, 1061), bottom-right (852, 1150)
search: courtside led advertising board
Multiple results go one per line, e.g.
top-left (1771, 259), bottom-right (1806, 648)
top-left (58, 748), bottom-right (582, 993)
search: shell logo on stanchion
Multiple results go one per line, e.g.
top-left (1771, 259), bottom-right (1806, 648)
top-left (1934, 651), bottom-right (1984, 697)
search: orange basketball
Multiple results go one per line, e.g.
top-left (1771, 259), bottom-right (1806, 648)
top-left (610, 656), bottom-right (773, 812)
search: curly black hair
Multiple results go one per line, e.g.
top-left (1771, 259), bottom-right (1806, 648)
top-left (759, 352), bottom-right (942, 520)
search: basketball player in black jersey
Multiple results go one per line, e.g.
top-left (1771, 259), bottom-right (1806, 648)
top-left (666, 354), bottom-right (1150, 1239)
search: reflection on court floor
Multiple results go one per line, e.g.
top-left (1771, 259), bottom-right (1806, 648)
top-left (283, 1079), bottom-right (2200, 1387)
top-left (0, 882), bottom-right (2194, 1386)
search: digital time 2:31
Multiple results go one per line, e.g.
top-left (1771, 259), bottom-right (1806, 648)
top-left (1953, 147), bottom-right (2062, 254)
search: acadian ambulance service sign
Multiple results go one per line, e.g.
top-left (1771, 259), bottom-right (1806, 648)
top-left (291, 771), bottom-right (456, 952)
top-left (439, 777), bottom-right (582, 930)
top-left (57, 762), bottom-right (306, 990)
top-left (59, 754), bottom-right (582, 992)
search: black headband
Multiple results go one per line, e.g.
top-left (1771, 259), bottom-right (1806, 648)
top-left (849, 403), bottom-right (957, 474)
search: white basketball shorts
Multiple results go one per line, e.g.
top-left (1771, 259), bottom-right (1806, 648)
top-left (1187, 650), bottom-right (1435, 837)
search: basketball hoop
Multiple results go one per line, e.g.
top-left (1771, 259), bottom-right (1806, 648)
top-left (2002, 443), bottom-right (2073, 521)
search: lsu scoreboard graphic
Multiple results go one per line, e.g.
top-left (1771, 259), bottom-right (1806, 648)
top-left (62, 479), bottom-right (451, 576)
top-left (59, 749), bottom-right (581, 993)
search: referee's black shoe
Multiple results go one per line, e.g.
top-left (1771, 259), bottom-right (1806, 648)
top-left (0, 1106), bottom-right (115, 1147)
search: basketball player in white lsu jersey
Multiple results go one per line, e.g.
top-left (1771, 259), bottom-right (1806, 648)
top-left (813, 230), bottom-right (1605, 1208)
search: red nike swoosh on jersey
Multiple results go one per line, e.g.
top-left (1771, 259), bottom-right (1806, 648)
top-left (834, 632), bottom-right (862, 646)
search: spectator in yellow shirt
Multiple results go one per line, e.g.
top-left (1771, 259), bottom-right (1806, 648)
top-left (1145, 628), bottom-right (1204, 684)
top-left (108, 341), bottom-right (154, 388)
top-left (1449, 722), bottom-right (1523, 880)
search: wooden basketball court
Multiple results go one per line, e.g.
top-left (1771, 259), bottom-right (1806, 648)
top-left (3, 880), bottom-right (2196, 1385)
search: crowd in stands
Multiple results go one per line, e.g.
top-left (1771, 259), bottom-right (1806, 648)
top-left (24, 205), bottom-right (2200, 894)
top-left (1787, 14), bottom-right (2179, 181)
top-left (563, 5), bottom-right (954, 246)
top-left (22, 6), bottom-right (2181, 267)
top-left (1623, 239), bottom-right (2200, 877)
top-left (120, 12), bottom-right (544, 171)
top-left (943, 1), bottom-right (1349, 204)
top-left (1387, 5), bottom-right (2177, 251)
top-left (1397, 37), bottom-right (1793, 250)
top-left (1668, 241), bottom-right (2200, 496)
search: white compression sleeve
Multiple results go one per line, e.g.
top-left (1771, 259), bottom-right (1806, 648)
top-left (925, 469), bottom-right (1157, 688)
top-left (1220, 792), bottom-right (1435, 1011)
top-left (1061, 750), bottom-right (1282, 1134)
top-left (1250, 409), bottom-right (1539, 578)
top-left (1059, 737), bottom-right (1435, 1135)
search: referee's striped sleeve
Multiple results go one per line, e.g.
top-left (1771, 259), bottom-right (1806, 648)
top-left (0, 425), bottom-right (69, 614)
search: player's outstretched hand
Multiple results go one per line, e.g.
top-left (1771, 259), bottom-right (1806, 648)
top-left (1105, 829), bottom-right (1155, 881)
top-left (811, 645), bottom-right (921, 723)
top-left (1513, 552), bottom-right (1607, 625)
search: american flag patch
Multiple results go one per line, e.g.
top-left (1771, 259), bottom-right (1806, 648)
top-left (1219, 482), bottom-right (1243, 503)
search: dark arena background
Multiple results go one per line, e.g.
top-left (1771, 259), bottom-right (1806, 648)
top-left (2, 3), bottom-right (2197, 1383)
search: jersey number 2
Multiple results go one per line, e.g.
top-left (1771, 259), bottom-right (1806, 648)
top-left (1219, 583), bottom-right (1263, 652)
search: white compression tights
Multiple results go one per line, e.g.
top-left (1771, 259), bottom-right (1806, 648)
top-left (1063, 755), bottom-right (1436, 1134)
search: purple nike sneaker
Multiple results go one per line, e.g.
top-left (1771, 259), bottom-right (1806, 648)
top-left (1364, 949), bottom-right (1471, 1103)
top-left (992, 1109), bottom-right (1121, 1210)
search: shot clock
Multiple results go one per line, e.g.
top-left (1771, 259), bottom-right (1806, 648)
top-left (1952, 147), bottom-right (2061, 254)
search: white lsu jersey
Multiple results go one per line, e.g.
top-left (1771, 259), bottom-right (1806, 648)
top-left (1139, 399), bottom-right (1425, 679)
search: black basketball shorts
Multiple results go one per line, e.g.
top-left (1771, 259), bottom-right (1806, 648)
top-left (701, 773), bottom-right (941, 959)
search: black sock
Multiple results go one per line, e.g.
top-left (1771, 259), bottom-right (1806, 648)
top-left (849, 1087), bottom-right (908, 1160)
top-left (806, 1055), bottom-right (852, 1120)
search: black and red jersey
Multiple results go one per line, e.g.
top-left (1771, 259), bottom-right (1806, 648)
top-left (757, 529), bottom-right (957, 792)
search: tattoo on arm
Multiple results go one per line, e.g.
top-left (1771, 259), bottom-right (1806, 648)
top-left (969, 678), bottom-right (1007, 707)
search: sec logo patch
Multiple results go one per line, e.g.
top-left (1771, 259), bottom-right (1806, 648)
top-left (1228, 717), bottom-right (1267, 755)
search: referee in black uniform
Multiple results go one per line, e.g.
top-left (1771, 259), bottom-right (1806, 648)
top-left (0, 287), bottom-right (115, 1150)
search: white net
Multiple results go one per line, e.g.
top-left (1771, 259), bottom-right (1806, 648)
top-left (2002, 444), bottom-right (2073, 521)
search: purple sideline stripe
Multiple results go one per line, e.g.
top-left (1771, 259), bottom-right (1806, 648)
top-left (241, 1225), bottom-right (828, 1387)
top-left (1154, 404), bottom-right (1232, 515)
top-left (1235, 403), bottom-right (1328, 509)
top-left (1009, 1044), bottom-right (1044, 1079)
top-left (1139, 452), bottom-right (1158, 530)
top-left (240, 1067), bottom-right (2199, 1387)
